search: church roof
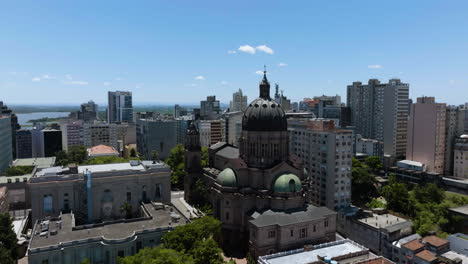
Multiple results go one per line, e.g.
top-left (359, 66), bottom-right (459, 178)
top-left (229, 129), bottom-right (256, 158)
top-left (249, 205), bottom-right (335, 227)
top-left (216, 146), bottom-right (239, 159)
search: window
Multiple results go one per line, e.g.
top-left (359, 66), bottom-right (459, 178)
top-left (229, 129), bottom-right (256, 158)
top-left (127, 192), bottom-right (132, 202)
top-left (290, 229), bottom-right (294, 237)
top-left (42, 260), bottom-right (49, 264)
top-left (118, 250), bottom-right (124, 258)
top-left (300, 228), bottom-right (308, 238)
top-left (313, 225), bottom-right (316, 232)
top-left (325, 219), bottom-right (329, 227)
top-left (226, 212), bottom-right (230, 221)
top-left (268, 230), bottom-right (276, 238)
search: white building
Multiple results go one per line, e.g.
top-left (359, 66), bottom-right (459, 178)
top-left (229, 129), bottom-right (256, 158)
top-left (355, 134), bottom-right (384, 157)
top-left (288, 118), bottom-right (353, 210)
top-left (229, 88), bottom-right (247, 112)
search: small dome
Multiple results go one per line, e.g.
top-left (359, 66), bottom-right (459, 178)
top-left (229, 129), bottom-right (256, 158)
top-left (217, 168), bottom-right (237, 188)
top-left (273, 174), bottom-right (301, 193)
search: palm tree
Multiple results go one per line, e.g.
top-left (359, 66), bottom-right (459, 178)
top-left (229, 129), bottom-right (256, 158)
top-left (120, 202), bottom-right (132, 219)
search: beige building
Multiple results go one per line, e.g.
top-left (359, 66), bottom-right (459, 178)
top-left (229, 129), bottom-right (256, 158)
top-left (454, 135), bottom-right (468, 179)
top-left (225, 111), bottom-right (243, 147)
top-left (229, 88), bottom-right (248, 112)
top-left (29, 161), bottom-right (171, 224)
top-left (406, 97), bottom-right (446, 174)
top-left (288, 118), bottom-right (353, 210)
top-left (198, 119), bottom-right (225, 148)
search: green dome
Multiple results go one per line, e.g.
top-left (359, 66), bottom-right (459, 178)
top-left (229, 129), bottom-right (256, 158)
top-left (217, 168), bottom-right (237, 188)
top-left (273, 174), bottom-right (301, 193)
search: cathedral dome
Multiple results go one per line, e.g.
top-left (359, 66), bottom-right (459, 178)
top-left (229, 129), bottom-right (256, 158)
top-left (217, 168), bottom-right (237, 188)
top-left (242, 70), bottom-right (287, 131)
top-left (273, 174), bottom-right (301, 193)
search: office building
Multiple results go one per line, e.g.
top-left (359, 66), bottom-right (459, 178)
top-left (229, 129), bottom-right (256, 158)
top-left (406, 97), bottom-right (446, 174)
top-left (225, 111), bottom-right (243, 147)
top-left (200, 95), bottom-right (221, 120)
top-left (16, 129), bottom-right (32, 159)
top-left (174, 104), bottom-right (188, 118)
top-left (444, 105), bottom-right (467, 175)
top-left (356, 134), bottom-right (384, 158)
top-left (273, 84), bottom-right (291, 112)
top-left (454, 135), bottom-right (468, 179)
top-left (0, 115), bottom-right (13, 173)
top-left (229, 89), bottom-right (248, 112)
top-left (347, 79), bottom-right (409, 158)
top-left (198, 119), bottom-right (225, 147)
top-left (107, 91), bottom-right (133, 123)
top-left (83, 122), bottom-right (118, 150)
top-left (60, 120), bottom-right (84, 152)
top-left (136, 119), bottom-right (188, 159)
top-left (1, 101), bottom-right (21, 159)
top-left (185, 72), bottom-right (336, 258)
top-left (289, 118), bottom-right (353, 210)
top-left (259, 239), bottom-right (393, 264)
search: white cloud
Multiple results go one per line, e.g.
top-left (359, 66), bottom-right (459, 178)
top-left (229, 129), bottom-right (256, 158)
top-left (221, 81), bottom-right (228, 85)
top-left (32, 77), bottom-right (40, 82)
top-left (368, 64), bottom-right (382, 69)
top-left (278, 62), bottom-right (288, 67)
top-left (32, 74), bottom-right (55, 82)
top-left (184, 83), bottom-right (198, 87)
top-left (103, 82), bottom-right (111, 86)
top-left (227, 50), bottom-right (237, 54)
top-left (195, 76), bottom-right (205, 80)
top-left (256, 45), bottom-right (274, 54)
top-left (66, 81), bottom-right (88, 85)
top-left (255, 70), bottom-right (264, 75)
top-left (238, 45), bottom-right (256, 54)
top-left (65, 74), bottom-right (72, 80)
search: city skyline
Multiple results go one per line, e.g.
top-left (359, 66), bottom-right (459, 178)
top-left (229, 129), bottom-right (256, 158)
top-left (1, 0), bottom-right (468, 105)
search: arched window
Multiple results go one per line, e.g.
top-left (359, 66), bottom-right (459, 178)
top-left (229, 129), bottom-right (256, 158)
top-left (289, 179), bottom-right (296, 192)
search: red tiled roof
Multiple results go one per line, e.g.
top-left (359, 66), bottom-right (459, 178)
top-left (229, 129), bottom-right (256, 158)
top-left (87, 145), bottom-right (118, 155)
top-left (402, 240), bottom-right (425, 251)
top-left (422, 236), bottom-right (449, 247)
top-left (415, 250), bottom-right (437, 262)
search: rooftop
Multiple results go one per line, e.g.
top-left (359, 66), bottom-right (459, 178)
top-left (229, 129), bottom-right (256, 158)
top-left (29, 203), bottom-right (186, 251)
top-left (448, 204), bottom-right (468, 216)
top-left (258, 239), bottom-right (376, 264)
top-left (441, 251), bottom-right (468, 263)
top-left (357, 213), bottom-right (412, 232)
top-left (415, 250), bottom-right (437, 262)
top-left (12, 157), bottom-right (56, 169)
top-left (250, 204), bottom-right (335, 228)
top-left (422, 235), bottom-right (449, 247)
top-left (402, 240), bottom-right (425, 251)
top-left (397, 160), bottom-right (424, 167)
top-left (87, 144), bottom-right (119, 156)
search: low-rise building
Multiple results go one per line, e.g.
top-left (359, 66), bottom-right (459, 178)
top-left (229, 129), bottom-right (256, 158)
top-left (447, 233), bottom-right (468, 256)
top-left (414, 250), bottom-right (437, 264)
top-left (258, 239), bottom-right (394, 264)
top-left (391, 234), bottom-right (422, 264)
top-left (422, 236), bottom-right (450, 255)
top-left (356, 134), bottom-right (384, 158)
top-left (338, 209), bottom-right (413, 260)
top-left (87, 144), bottom-right (119, 158)
top-left (28, 203), bottom-right (187, 264)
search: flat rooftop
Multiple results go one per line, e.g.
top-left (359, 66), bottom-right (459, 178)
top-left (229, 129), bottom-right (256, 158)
top-left (259, 239), bottom-right (373, 264)
top-left (29, 203), bottom-right (186, 250)
top-left (448, 205), bottom-right (468, 215)
top-left (12, 157), bottom-right (56, 168)
top-left (442, 251), bottom-right (468, 263)
top-left (357, 213), bottom-right (411, 232)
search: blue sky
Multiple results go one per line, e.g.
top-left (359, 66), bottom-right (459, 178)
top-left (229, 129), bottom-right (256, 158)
top-left (1, 0), bottom-right (468, 105)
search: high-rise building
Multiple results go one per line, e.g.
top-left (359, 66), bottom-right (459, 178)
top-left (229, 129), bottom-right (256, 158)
top-left (136, 119), bottom-right (188, 159)
top-left (16, 129), bottom-right (32, 159)
top-left (198, 119), bottom-right (225, 147)
top-left (0, 101), bottom-right (21, 159)
top-left (274, 84), bottom-right (291, 111)
top-left (0, 116), bottom-right (12, 173)
top-left (83, 122), bottom-right (118, 150)
top-left (30, 127), bottom-right (63, 158)
top-left (80, 100), bottom-right (98, 122)
top-left (107, 91), bottom-right (133, 123)
top-left (174, 104), bottom-right (188, 118)
top-left (60, 120), bottom-right (84, 152)
top-left (347, 79), bottom-right (409, 158)
top-left (406, 97), bottom-right (446, 174)
top-left (444, 105), bottom-right (466, 175)
top-left (229, 89), bottom-right (248, 112)
top-left (289, 118), bottom-right (353, 210)
top-left (454, 135), bottom-right (468, 179)
top-left (224, 111), bottom-right (243, 147)
top-left (200, 96), bottom-right (221, 120)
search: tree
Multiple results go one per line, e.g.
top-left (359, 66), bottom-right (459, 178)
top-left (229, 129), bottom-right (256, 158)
top-left (55, 150), bottom-right (70, 166)
top-left (68, 145), bottom-right (88, 164)
top-left (165, 144), bottom-right (186, 188)
top-left (130, 148), bottom-right (137, 158)
top-left (0, 247), bottom-right (14, 264)
top-left (381, 180), bottom-right (411, 215)
top-left (81, 258), bottom-right (91, 264)
top-left (118, 247), bottom-right (194, 264)
top-left (351, 165), bottom-right (378, 204)
top-left (413, 184), bottom-right (445, 205)
top-left (4, 166), bottom-right (34, 176)
top-left (0, 213), bottom-right (18, 262)
top-left (364, 156), bottom-right (382, 173)
top-left (120, 202), bottom-right (133, 219)
top-left (191, 238), bottom-right (224, 264)
top-left (152, 150), bottom-right (159, 162)
top-left (201, 147), bottom-right (208, 167)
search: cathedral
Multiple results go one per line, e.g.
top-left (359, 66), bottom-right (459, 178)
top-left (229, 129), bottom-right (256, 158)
top-left (184, 71), bottom-right (336, 258)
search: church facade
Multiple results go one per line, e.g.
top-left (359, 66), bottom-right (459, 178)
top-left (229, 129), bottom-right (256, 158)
top-left (185, 71), bottom-right (337, 258)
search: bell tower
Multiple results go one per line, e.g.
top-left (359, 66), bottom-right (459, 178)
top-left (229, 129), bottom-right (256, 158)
top-left (184, 121), bottom-right (202, 201)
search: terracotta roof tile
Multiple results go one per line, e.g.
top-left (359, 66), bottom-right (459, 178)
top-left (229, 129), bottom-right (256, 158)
top-left (422, 236), bottom-right (449, 247)
top-left (415, 250), bottom-right (437, 262)
top-left (402, 240), bottom-right (425, 251)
